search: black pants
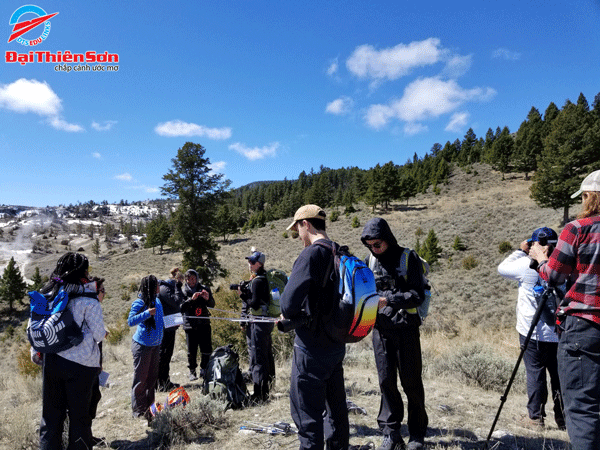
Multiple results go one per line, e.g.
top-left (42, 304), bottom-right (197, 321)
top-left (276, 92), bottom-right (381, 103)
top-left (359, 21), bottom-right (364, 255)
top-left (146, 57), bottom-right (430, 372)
top-left (185, 324), bottom-right (212, 372)
top-left (158, 327), bottom-right (177, 385)
top-left (40, 353), bottom-right (98, 450)
top-left (290, 344), bottom-right (349, 450)
top-left (246, 320), bottom-right (274, 396)
top-left (373, 326), bottom-right (428, 441)
top-left (519, 334), bottom-right (564, 424)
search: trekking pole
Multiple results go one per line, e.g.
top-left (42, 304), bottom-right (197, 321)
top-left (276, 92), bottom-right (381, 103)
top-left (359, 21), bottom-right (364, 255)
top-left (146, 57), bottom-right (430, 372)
top-left (484, 285), bottom-right (556, 449)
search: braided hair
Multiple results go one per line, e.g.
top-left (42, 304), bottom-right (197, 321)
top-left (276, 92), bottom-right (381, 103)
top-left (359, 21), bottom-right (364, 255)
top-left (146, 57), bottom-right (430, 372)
top-left (40, 252), bottom-right (89, 298)
top-left (139, 275), bottom-right (158, 330)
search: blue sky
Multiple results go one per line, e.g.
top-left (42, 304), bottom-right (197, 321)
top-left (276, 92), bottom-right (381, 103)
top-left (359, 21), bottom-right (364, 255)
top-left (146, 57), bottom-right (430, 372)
top-left (1, 1), bottom-right (599, 207)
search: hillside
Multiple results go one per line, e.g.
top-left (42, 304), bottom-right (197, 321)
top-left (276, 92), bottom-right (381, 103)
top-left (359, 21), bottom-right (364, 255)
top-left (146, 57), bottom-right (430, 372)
top-left (0, 163), bottom-right (574, 449)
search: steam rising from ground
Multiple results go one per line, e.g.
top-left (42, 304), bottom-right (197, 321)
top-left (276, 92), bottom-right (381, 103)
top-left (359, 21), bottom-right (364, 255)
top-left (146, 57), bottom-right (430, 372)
top-left (0, 215), bottom-right (53, 283)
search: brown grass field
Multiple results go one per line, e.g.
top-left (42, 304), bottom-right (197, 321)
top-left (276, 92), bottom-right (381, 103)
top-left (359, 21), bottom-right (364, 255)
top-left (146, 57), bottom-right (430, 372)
top-left (0, 164), bottom-right (576, 449)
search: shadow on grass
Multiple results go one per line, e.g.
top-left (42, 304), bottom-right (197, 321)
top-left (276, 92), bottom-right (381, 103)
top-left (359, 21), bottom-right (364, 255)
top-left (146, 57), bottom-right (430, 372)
top-left (427, 426), bottom-right (569, 450)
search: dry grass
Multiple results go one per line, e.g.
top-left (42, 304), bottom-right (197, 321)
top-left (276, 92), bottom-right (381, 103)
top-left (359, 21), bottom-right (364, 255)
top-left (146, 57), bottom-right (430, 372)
top-left (0, 164), bottom-right (575, 449)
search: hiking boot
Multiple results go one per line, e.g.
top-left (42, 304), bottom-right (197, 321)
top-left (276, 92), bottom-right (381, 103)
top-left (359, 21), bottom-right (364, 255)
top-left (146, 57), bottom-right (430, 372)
top-left (188, 371), bottom-right (198, 381)
top-left (519, 415), bottom-right (544, 429)
top-left (377, 434), bottom-right (405, 450)
top-left (406, 440), bottom-right (424, 450)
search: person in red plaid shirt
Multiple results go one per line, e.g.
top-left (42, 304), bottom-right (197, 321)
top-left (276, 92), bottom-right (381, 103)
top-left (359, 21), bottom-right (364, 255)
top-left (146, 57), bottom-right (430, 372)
top-left (530, 169), bottom-right (600, 450)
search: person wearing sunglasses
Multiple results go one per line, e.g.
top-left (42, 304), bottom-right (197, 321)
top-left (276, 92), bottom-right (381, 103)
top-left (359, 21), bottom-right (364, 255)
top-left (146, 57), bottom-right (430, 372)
top-left (361, 218), bottom-right (428, 450)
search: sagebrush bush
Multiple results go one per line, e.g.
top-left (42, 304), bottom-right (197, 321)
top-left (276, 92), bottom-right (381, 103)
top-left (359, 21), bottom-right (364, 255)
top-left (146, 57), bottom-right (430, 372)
top-left (351, 216), bottom-right (360, 228)
top-left (105, 322), bottom-right (129, 345)
top-left (330, 210), bottom-right (340, 222)
top-left (150, 394), bottom-right (229, 447)
top-left (443, 342), bottom-right (524, 393)
top-left (282, 231), bottom-right (288, 239)
top-left (17, 345), bottom-right (42, 378)
top-left (462, 255), bottom-right (478, 270)
top-left (498, 241), bottom-right (512, 253)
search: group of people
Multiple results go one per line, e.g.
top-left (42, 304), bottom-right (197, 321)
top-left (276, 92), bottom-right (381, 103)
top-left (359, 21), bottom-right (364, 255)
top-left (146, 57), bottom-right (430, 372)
top-left (33, 167), bottom-right (600, 450)
top-left (278, 205), bottom-right (428, 450)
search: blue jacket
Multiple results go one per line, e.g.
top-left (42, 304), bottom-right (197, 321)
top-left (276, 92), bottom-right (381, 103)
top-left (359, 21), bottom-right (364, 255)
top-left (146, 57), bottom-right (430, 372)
top-left (128, 296), bottom-right (164, 346)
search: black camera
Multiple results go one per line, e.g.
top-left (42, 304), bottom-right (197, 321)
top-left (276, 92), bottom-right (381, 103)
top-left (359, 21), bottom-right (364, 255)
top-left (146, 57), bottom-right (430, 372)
top-left (537, 232), bottom-right (548, 247)
top-left (229, 280), bottom-right (251, 296)
top-left (374, 274), bottom-right (396, 292)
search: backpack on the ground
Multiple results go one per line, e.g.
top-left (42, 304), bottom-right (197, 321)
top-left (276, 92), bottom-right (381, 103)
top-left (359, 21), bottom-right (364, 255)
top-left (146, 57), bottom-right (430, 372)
top-left (368, 248), bottom-right (432, 320)
top-left (203, 344), bottom-right (247, 409)
top-left (315, 241), bottom-right (379, 344)
top-left (27, 289), bottom-right (84, 353)
top-left (251, 269), bottom-right (288, 317)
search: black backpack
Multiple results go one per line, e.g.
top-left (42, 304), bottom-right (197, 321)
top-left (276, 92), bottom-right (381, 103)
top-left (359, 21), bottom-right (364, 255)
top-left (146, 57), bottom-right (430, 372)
top-left (203, 345), bottom-right (248, 409)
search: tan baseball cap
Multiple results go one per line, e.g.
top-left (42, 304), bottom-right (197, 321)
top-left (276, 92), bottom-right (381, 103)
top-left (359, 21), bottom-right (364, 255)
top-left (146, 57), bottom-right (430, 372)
top-left (286, 204), bottom-right (326, 230)
top-left (571, 169), bottom-right (600, 198)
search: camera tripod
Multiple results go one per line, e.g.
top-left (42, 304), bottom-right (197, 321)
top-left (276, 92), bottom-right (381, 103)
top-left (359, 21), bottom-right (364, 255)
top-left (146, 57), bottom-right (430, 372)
top-left (484, 284), bottom-right (564, 449)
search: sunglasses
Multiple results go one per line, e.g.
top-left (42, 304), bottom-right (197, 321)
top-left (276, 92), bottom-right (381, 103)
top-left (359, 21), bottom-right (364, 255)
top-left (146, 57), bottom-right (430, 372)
top-left (365, 242), bottom-right (384, 250)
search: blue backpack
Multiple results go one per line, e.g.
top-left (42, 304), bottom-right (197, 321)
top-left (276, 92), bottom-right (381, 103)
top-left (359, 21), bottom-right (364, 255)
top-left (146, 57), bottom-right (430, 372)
top-left (315, 241), bottom-right (379, 343)
top-left (27, 289), bottom-right (84, 353)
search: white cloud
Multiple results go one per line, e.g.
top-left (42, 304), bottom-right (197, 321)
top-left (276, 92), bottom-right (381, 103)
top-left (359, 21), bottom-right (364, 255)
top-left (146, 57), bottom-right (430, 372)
top-left (0, 78), bottom-right (83, 132)
top-left (229, 142), bottom-right (279, 161)
top-left (365, 77), bottom-right (496, 129)
top-left (92, 152), bottom-right (102, 159)
top-left (442, 54), bottom-right (472, 78)
top-left (445, 111), bottom-right (470, 132)
top-left (325, 96), bottom-right (354, 115)
top-left (209, 161), bottom-right (227, 173)
top-left (492, 48), bottom-right (521, 60)
top-left (154, 120), bottom-right (232, 140)
top-left (115, 173), bottom-right (133, 182)
top-left (404, 122), bottom-right (428, 136)
top-left (92, 120), bottom-right (117, 131)
top-left (49, 116), bottom-right (84, 132)
top-left (346, 38), bottom-right (443, 81)
top-left (327, 58), bottom-right (339, 76)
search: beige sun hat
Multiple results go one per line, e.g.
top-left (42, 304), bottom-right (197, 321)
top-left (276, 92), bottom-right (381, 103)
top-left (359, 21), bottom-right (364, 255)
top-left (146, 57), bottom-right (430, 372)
top-left (571, 169), bottom-right (600, 198)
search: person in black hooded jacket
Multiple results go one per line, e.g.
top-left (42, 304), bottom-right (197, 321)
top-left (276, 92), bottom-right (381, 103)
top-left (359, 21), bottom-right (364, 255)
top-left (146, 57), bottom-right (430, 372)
top-left (361, 218), bottom-right (428, 450)
top-left (180, 269), bottom-right (215, 381)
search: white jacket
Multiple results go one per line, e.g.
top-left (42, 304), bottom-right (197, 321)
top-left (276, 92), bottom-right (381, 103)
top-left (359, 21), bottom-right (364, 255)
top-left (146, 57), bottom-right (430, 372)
top-left (497, 250), bottom-right (558, 342)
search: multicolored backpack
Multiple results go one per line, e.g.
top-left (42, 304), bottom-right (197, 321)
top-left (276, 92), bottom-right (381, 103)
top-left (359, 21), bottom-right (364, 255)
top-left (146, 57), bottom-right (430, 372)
top-left (315, 241), bottom-right (379, 343)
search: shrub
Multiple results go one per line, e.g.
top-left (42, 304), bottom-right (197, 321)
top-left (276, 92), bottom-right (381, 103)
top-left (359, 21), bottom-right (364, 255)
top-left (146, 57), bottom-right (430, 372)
top-left (330, 210), bottom-right (340, 222)
top-left (17, 345), bottom-right (42, 378)
top-left (150, 395), bottom-right (229, 446)
top-left (351, 216), bottom-right (360, 228)
top-left (433, 185), bottom-right (441, 195)
top-left (291, 230), bottom-right (299, 239)
top-left (105, 322), bottom-right (129, 345)
top-left (447, 343), bottom-right (523, 393)
top-left (282, 231), bottom-right (288, 239)
top-left (344, 205), bottom-right (356, 214)
top-left (498, 241), bottom-right (512, 253)
top-left (462, 255), bottom-right (478, 270)
top-left (415, 227), bottom-right (424, 237)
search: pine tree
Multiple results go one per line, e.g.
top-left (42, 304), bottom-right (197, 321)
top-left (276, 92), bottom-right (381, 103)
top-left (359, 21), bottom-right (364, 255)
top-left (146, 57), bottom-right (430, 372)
top-left (419, 229), bottom-right (442, 265)
top-left (30, 266), bottom-right (44, 292)
top-left (145, 214), bottom-right (171, 254)
top-left (514, 107), bottom-right (543, 179)
top-left (490, 126), bottom-right (514, 179)
top-left (161, 142), bottom-right (230, 283)
top-left (531, 96), bottom-right (600, 223)
top-left (0, 257), bottom-right (27, 312)
top-left (92, 238), bottom-right (101, 259)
